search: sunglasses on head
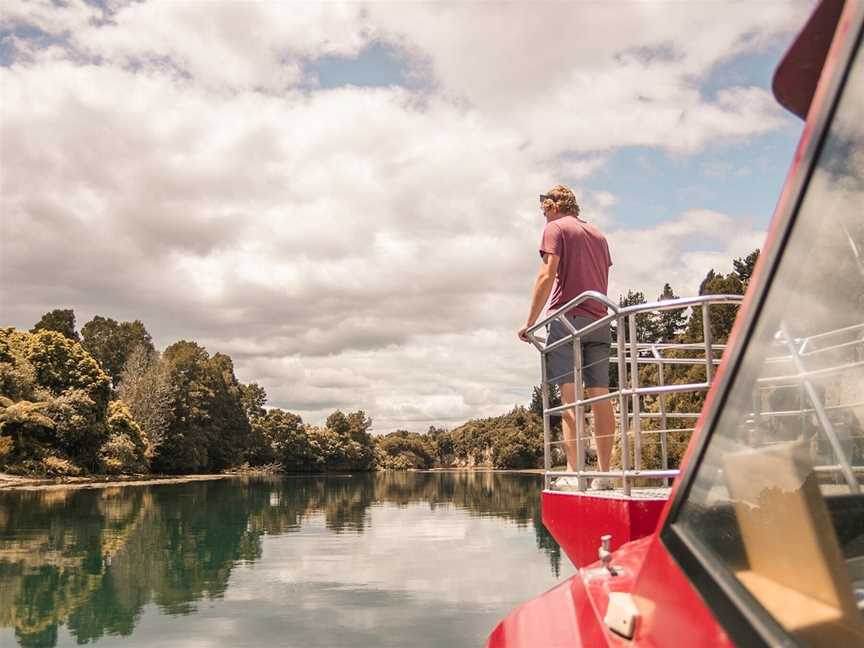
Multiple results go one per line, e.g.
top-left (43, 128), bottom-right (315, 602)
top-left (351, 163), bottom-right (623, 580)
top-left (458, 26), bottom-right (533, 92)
top-left (539, 194), bottom-right (557, 202)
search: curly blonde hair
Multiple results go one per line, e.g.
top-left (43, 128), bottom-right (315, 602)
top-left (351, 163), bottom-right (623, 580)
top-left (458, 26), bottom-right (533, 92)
top-left (544, 184), bottom-right (581, 217)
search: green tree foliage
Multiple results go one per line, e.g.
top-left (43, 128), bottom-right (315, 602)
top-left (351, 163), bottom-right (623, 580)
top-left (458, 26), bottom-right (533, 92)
top-left (732, 249), bottom-right (760, 287)
top-left (0, 398), bottom-right (55, 467)
top-left (657, 283), bottom-right (687, 342)
top-left (305, 410), bottom-right (376, 472)
top-left (0, 330), bottom-right (112, 473)
top-left (375, 431), bottom-right (436, 469)
top-left (24, 331), bottom-right (111, 413)
top-left (99, 401), bottom-right (148, 474)
top-left (248, 409), bottom-right (317, 470)
top-left (117, 345), bottom-right (174, 459)
top-left (529, 384), bottom-right (561, 434)
top-left (81, 316), bottom-right (154, 387)
top-left (43, 389), bottom-right (106, 471)
top-left (239, 383), bottom-right (267, 419)
top-left (686, 269), bottom-right (745, 344)
top-left (616, 290), bottom-right (663, 343)
top-left (445, 406), bottom-right (543, 469)
top-left (31, 308), bottom-right (79, 341)
top-left (0, 327), bottom-right (39, 402)
top-left (151, 342), bottom-right (251, 474)
top-left (425, 425), bottom-right (453, 465)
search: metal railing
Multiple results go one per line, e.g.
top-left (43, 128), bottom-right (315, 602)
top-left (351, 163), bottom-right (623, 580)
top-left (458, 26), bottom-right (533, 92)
top-left (525, 291), bottom-right (743, 496)
top-left (755, 322), bottom-right (864, 494)
top-left (527, 291), bottom-right (864, 497)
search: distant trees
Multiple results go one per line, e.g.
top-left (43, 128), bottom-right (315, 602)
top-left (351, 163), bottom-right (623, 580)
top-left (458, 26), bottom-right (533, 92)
top-left (376, 431), bottom-right (436, 469)
top-left (1, 250), bottom-right (760, 477)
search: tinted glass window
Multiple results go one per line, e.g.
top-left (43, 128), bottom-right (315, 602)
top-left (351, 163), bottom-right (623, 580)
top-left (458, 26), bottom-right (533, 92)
top-left (674, 43), bottom-right (864, 648)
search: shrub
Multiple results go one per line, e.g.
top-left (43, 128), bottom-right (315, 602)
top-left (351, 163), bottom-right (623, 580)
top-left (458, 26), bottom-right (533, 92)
top-left (99, 401), bottom-right (148, 474)
top-left (43, 389), bottom-right (106, 470)
top-left (40, 454), bottom-right (82, 476)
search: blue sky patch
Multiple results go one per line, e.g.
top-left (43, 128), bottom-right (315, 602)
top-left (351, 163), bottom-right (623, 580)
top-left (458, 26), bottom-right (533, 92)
top-left (699, 42), bottom-right (786, 101)
top-left (307, 42), bottom-right (415, 89)
top-left (578, 126), bottom-right (799, 230)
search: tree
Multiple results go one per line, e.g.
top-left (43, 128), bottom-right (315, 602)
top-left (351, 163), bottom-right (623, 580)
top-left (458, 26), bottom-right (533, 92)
top-left (117, 345), bottom-right (173, 459)
top-left (0, 398), bottom-right (55, 467)
top-left (249, 409), bottom-right (316, 470)
top-left (151, 341), bottom-right (250, 474)
top-left (686, 270), bottom-right (745, 344)
top-left (732, 249), bottom-right (760, 287)
top-left (81, 316), bottom-right (154, 387)
top-left (239, 383), bottom-right (267, 419)
top-left (24, 330), bottom-right (111, 414)
top-left (616, 290), bottom-right (662, 343)
top-left (99, 400), bottom-right (148, 474)
top-left (43, 389), bottom-right (108, 471)
top-left (0, 327), bottom-right (39, 402)
top-left (206, 353), bottom-right (251, 470)
top-left (375, 431), bottom-right (436, 469)
top-left (426, 425), bottom-right (453, 465)
top-left (529, 384), bottom-right (561, 434)
top-left (31, 308), bottom-right (79, 341)
top-left (656, 283), bottom-right (687, 342)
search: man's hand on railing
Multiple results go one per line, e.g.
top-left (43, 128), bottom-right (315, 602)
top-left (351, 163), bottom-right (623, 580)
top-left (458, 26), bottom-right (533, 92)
top-left (518, 325), bottom-right (532, 343)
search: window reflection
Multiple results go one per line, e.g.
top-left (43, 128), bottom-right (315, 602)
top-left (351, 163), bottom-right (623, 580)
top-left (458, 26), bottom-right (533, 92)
top-left (676, 45), bottom-right (864, 648)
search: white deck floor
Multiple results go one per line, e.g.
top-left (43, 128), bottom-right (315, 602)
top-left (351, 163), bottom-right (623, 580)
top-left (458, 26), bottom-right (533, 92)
top-left (546, 486), bottom-right (672, 500)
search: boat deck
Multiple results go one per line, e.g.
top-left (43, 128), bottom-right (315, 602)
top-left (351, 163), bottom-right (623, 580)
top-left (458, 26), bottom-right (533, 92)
top-left (547, 486), bottom-right (672, 500)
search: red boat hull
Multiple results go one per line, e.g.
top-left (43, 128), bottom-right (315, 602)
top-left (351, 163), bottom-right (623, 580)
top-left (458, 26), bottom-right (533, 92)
top-left (542, 491), bottom-right (666, 568)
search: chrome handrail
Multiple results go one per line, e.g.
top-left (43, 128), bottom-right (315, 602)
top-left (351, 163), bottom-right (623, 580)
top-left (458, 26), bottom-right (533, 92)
top-left (534, 291), bottom-right (743, 495)
top-left (533, 290), bottom-right (864, 496)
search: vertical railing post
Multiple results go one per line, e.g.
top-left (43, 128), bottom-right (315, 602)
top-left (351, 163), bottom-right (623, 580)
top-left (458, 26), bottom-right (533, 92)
top-left (780, 325), bottom-right (860, 493)
top-left (628, 314), bottom-right (642, 473)
top-left (541, 350), bottom-right (551, 491)
top-left (616, 316), bottom-right (631, 496)
top-left (574, 333), bottom-right (586, 490)
top-left (702, 303), bottom-right (715, 384)
top-left (655, 346), bottom-right (669, 487)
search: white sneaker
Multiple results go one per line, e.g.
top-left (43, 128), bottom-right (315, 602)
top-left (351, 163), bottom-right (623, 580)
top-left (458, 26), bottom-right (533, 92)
top-left (556, 476), bottom-right (588, 490)
top-left (590, 477), bottom-right (615, 491)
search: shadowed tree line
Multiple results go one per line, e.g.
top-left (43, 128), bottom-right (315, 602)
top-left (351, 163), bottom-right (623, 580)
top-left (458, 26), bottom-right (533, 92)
top-left (0, 312), bottom-right (377, 476)
top-left (0, 251), bottom-right (759, 476)
top-left (0, 472), bottom-right (559, 647)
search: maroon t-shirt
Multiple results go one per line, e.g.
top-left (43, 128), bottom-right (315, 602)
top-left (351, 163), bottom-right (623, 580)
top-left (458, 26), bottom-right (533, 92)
top-left (539, 216), bottom-right (612, 320)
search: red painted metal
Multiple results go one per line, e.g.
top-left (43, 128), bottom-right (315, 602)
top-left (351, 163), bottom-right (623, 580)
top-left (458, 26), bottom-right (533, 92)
top-left (485, 2), bottom-right (859, 646)
top-left (542, 492), bottom-right (666, 568)
top-left (773, 0), bottom-right (845, 119)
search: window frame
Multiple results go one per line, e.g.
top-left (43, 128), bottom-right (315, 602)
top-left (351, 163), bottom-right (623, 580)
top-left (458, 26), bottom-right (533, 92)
top-left (659, 7), bottom-right (864, 648)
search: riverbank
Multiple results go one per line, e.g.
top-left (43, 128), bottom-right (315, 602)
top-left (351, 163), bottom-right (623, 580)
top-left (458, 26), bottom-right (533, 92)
top-left (0, 472), bottom-right (236, 492)
top-left (0, 466), bottom-right (552, 491)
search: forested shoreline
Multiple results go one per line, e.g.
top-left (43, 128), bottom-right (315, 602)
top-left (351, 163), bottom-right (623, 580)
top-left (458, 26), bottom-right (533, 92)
top-left (0, 252), bottom-right (758, 479)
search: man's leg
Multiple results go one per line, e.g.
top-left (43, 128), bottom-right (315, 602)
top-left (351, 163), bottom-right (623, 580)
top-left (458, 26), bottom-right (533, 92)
top-left (586, 388), bottom-right (614, 471)
top-left (559, 382), bottom-right (579, 472)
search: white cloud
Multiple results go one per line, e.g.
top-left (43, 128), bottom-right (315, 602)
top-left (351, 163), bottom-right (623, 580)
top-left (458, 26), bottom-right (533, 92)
top-left (0, 1), bottom-right (803, 431)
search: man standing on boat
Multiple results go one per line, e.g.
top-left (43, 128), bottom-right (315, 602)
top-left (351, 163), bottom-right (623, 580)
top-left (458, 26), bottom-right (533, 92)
top-left (518, 185), bottom-right (615, 490)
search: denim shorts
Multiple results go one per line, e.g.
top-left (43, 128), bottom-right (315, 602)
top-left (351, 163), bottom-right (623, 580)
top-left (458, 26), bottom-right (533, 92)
top-left (545, 314), bottom-right (611, 388)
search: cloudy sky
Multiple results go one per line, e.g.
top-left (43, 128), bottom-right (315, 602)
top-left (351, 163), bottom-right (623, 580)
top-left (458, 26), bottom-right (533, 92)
top-left (0, 0), bottom-right (813, 432)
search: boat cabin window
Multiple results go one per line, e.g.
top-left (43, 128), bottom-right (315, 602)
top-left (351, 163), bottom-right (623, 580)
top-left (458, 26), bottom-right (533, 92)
top-left (673, 37), bottom-right (864, 648)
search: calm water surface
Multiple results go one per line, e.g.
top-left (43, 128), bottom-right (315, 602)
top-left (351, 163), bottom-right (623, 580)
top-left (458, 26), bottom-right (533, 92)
top-left (0, 472), bottom-right (572, 647)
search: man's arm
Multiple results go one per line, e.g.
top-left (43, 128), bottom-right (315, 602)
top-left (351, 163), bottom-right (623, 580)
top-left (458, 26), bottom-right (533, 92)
top-left (518, 253), bottom-right (559, 341)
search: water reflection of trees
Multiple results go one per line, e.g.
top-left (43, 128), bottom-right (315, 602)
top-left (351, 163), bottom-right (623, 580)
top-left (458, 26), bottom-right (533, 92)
top-left (0, 472), bottom-right (561, 646)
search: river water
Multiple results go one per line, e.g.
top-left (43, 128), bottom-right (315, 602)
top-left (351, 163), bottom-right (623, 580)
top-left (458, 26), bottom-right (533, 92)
top-left (0, 472), bottom-right (572, 647)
